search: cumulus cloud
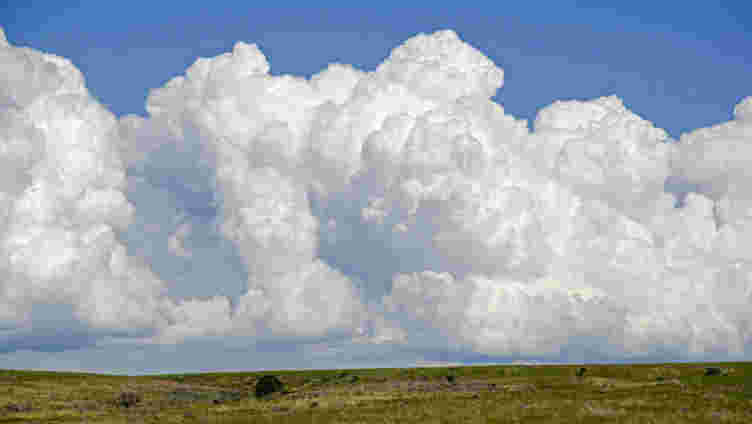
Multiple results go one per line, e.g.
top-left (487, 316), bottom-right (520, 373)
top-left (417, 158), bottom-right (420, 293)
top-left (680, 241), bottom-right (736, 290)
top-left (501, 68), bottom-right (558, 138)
top-left (1, 27), bottom-right (751, 370)
top-left (0, 34), bottom-right (173, 342)
top-left (166, 216), bottom-right (193, 258)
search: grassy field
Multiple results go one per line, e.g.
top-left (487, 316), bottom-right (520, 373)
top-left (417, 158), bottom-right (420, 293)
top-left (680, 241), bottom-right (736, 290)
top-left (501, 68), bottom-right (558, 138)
top-left (1, 362), bottom-right (752, 423)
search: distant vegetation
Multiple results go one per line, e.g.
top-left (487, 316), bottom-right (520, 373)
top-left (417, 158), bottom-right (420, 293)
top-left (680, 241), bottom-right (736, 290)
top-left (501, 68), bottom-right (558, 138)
top-left (1, 362), bottom-right (751, 423)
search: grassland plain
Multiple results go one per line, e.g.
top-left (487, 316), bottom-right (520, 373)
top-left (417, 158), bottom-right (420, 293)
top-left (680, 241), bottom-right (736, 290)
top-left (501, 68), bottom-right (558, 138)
top-left (1, 362), bottom-right (752, 423)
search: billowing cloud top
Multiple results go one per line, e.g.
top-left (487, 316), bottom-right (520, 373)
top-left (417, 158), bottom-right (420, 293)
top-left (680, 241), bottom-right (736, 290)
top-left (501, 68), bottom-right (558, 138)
top-left (1, 27), bottom-right (751, 367)
top-left (0, 31), bottom-right (171, 342)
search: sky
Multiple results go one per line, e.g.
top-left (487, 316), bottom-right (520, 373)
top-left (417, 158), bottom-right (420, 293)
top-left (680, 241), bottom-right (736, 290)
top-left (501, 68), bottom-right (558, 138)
top-left (1, 2), bottom-right (751, 374)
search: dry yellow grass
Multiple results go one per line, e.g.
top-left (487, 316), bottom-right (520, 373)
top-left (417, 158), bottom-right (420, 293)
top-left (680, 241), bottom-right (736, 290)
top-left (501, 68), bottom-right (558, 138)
top-left (1, 362), bottom-right (751, 423)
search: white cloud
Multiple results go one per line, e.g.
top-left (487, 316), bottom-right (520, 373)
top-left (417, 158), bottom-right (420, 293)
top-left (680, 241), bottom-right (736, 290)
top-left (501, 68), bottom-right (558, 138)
top-left (734, 96), bottom-right (752, 121)
top-left (167, 220), bottom-right (193, 258)
top-left (0, 36), bottom-right (174, 342)
top-left (1, 27), bottom-right (751, 370)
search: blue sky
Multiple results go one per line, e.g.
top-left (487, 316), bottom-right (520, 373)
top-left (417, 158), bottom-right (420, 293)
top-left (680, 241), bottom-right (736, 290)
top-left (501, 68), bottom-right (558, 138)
top-left (4, 1), bottom-right (751, 137)
top-left (2, 2), bottom-right (752, 373)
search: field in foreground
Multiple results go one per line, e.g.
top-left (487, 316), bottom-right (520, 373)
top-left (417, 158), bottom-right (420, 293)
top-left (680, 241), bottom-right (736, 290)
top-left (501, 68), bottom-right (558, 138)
top-left (1, 362), bottom-right (752, 423)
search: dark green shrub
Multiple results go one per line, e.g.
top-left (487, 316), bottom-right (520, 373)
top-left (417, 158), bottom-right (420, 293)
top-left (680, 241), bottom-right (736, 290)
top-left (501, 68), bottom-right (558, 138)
top-left (255, 375), bottom-right (284, 398)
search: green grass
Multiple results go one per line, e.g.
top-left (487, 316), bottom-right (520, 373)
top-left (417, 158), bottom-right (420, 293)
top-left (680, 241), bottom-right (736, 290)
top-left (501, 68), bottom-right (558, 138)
top-left (1, 362), bottom-right (751, 423)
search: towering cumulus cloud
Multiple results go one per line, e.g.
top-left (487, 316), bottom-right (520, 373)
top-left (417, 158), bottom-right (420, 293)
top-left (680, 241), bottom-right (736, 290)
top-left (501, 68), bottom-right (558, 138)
top-left (1, 27), bottom-right (751, 367)
top-left (0, 27), bottom-right (173, 351)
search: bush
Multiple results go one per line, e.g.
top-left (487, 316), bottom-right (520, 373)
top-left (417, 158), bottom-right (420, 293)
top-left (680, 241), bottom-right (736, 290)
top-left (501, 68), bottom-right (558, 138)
top-left (255, 375), bottom-right (284, 398)
top-left (704, 367), bottom-right (723, 377)
top-left (2, 402), bottom-right (32, 413)
top-left (115, 391), bottom-right (142, 408)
